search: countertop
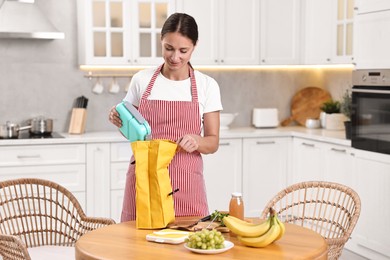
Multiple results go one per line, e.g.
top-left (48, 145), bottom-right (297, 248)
top-left (0, 126), bottom-right (351, 147)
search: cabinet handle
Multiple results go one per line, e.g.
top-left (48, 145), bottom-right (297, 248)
top-left (256, 141), bottom-right (276, 145)
top-left (17, 155), bottom-right (41, 159)
top-left (331, 148), bottom-right (346, 153)
top-left (219, 142), bottom-right (230, 146)
top-left (220, 59), bottom-right (224, 63)
top-left (302, 142), bottom-right (315, 147)
top-left (214, 59), bottom-right (218, 63)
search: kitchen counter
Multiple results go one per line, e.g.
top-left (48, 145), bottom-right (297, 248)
top-left (0, 126), bottom-right (351, 146)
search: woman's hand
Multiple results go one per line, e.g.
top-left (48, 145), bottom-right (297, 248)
top-left (176, 134), bottom-right (200, 153)
top-left (109, 105), bottom-right (122, 128)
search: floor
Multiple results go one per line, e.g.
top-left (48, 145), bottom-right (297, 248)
top-left (340, 249), bottom-right (369, 260)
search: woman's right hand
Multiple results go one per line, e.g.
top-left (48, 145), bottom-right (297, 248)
top-left (109, 105), bottom-right (122, 128)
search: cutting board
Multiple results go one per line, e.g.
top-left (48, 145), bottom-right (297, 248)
top-left (281, 87), bottom-right (331, 126)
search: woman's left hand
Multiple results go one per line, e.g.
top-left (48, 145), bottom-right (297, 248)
top-left (176, 134), bottom-right (199, 153)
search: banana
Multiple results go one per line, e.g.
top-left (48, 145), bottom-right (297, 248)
top-left (274, 215), bottom-right (285, 241)
top-left (237, 216), bottom-right (281, 248)
top-left (223, 215), bottom-right (272, 238)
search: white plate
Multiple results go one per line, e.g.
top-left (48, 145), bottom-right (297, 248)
top-left (184, 240), bottom-right (234, 254)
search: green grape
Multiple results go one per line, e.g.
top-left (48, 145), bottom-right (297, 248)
top-left (186, 229), bottom-right (226, 250)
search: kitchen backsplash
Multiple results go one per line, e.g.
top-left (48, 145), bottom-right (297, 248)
top-left (0, 0), bottom-right (352, 133)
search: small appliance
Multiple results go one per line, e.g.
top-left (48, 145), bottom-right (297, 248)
top-left (252, 108), bottom-right (279, 128)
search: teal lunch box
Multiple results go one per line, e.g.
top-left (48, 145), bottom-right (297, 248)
top-left (115, 101), bottom-right (151, 142)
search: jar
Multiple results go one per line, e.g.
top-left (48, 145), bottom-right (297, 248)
top-left (229, 192), bottom-right (244, 220)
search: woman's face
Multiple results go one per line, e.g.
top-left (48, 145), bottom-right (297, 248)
top-left (161, 32), bottom-right (195, 71)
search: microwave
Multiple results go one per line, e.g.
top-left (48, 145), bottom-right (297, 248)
top-left (351, 70), bottom-right (390, 155)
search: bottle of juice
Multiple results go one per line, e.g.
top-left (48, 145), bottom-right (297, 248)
top-left (229, 192), bottom-right (244, 220)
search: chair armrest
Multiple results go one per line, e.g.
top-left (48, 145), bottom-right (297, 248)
top-left (78, 216), bottom-right (116, 235)
top-left (0, 233), bottom-right (31, 260)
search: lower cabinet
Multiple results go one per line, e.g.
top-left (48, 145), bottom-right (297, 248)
top-left (86, 142), bottom-right (132, 223)
top-left (291, 137), bottom-right (355, 186)
top-left (242, 137), bottom-right (290, 217)
top-left (203, 138), bottom-right (242, 213)
top-left (345, 150), bottom-right (390, 260)
top-left (0, 144), bottom-right (87, 210)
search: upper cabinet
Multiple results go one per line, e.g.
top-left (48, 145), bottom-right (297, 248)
top-left (77, 0), bottom-right (175, 66)
top-left (303, 0), bottom-right (354, 65)
top-left (353, 0), bottom-right (390, 69)
top-left (175, 0), bottom-right (260, 65)
top-left (259, 0), bottom-right (301, 65)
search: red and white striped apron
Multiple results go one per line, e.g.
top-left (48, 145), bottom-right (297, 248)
top-left (121, 65), bottom-right (209, 222)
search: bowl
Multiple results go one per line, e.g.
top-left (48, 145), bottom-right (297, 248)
top-left (220, 113), bottom-right (238, 130)
top-left (305, 118), bottom-right (321, 129)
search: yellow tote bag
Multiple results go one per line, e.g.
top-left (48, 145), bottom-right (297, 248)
top-left (131, 140), bottom-right (177, 229)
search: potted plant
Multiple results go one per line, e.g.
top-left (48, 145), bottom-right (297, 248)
top-left (320, 99), bottom-right (346, 130)
top-left (340, 89), bottom-right (352, 139)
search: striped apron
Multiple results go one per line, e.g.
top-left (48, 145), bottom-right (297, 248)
top-left (121, 65), bottom-right (209, 222)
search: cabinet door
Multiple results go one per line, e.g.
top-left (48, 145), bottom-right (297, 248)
top-left (303, 0), bottom-right (334, 64)
top-left (218, 0), bottom-right (260, 65)
top-left (260, 0), bottom-right (301, 65)
top-left (322, 143), bottom-right (354, 186)
top-left (291, 138), bottom-right (324, 183)
top-left (242, 137), bottom-right (289, 218)
top-left (176, 0), bottom-right (259, 65)
top-left (354, 10), bottom-right (390, 69)
top-left (86, 143), bottom-right (110, 218)
top-left (348, 151), bottom-right (390, 259)
top-left (111, 189), bottom-right (125, 223)
top-left (175, 0), bottom-right (218, 64)
top-left (203, 139), bottom-right (242, 213)
top-left (77, 0), bottom-right (175, 66)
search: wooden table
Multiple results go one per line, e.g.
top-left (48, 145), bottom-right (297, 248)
top-left (75, 218), bottom-right (328, 260)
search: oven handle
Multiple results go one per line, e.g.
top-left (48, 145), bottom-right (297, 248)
top-left (352, 89), bottom-right (390, 94)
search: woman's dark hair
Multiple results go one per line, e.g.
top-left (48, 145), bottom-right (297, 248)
top-left (161, 13), bottom-right (198, 46)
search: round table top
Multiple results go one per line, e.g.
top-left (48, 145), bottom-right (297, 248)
top-left (75, 218), bottom-right (328, 260)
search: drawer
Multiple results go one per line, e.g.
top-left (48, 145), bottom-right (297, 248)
top-left (0, 164), bottom-right (86, 192)
top-left (111, 142), bottom-right (133, 162)
top-left (0, 144), bottom-right (85, 167)
top-left (110, 162), bottom-right (128, 190)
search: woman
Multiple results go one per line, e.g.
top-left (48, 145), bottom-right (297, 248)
top-left (109, 13), bottom-right (223, 222)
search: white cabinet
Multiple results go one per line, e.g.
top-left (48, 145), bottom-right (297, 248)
top-left (86, 141), bottom-right (132, 223)
top-left (291, 138), bottom-right (324, 183)
top-left (242, 137), bottom-right (289, 217)
top-left (355, 0), bottom-right (390, 14)
top-left (303, 0), bottom-right (354, 65)
top-left (259, 0), bottom-right (301, 65)
top-left (0, 144), bottom-right (87, 209)
top-left (110, 142), bottom-right (133, 222)
top-left (345, 149), bottom-right (390, 260)
top-left (77, 0), bottom-right (175, 66)
top-left (176, 0), bottom-right (260, 65)
top-left (86, 143), bottom-right (111, 218)
top-left (354, 9), bottom-right (390, 69)
top-left (291, 137), bottom-right (354, 185)
top-left (321, 142), bottom-right (355, 186)
top-left (203, 138), bottom-right (242, 213)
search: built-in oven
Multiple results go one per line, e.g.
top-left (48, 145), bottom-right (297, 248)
top-left (351, 69), bottom-right (390, 155)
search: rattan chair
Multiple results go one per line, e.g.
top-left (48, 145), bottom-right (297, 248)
top-left (261, 181), bottom-right (361, 260)
top-left (0, 178), bottom-right (116, 260)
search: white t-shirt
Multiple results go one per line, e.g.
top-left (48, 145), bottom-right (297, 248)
top-left (123, 67), bottom-right (223, 117)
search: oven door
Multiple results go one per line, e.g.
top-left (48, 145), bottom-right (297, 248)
top-left (351, 86), bottom-right (390, 154)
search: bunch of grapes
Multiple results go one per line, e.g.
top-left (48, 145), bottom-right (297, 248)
top-left (185, 229), bottom-right (225, 250)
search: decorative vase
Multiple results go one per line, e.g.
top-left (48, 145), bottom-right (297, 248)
top-left (325, 113), bottom-right (347, 130)
top-left (344, 121), bottom-right (352, 140)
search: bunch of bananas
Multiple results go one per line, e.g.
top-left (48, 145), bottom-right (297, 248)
top-left (223, 208), bottom-right (285, 248)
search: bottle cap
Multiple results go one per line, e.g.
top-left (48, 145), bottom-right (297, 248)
top-left (231, 192), bottom-right (242, 197)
